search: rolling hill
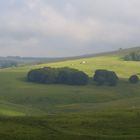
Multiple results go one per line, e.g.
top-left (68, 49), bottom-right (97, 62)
top-left (0, 47), bottom-right (140, 139)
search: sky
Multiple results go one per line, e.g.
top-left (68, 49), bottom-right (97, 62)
top-left (0, 0), bottom-right (140, 57)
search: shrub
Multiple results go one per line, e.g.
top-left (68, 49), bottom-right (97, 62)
top-left (96, 76), bottom-right (106, 86)
top-left (123, 52), bottom-right (140, 61)
top-left (106, 71), bottom-right (118, 86)
top-left (56, 68), bottom-right (89, 85)
top-left (27, 67), bottom-right (89, 85)
top-left (129, 75), bottom-right (139, 84)
top-left (93, 69), bottom-right (118, 86)
top-left (27, 69), bottom-right (46, 83)
top-left (69, 70), bottom-right (89, 85)
top-left (56, 69), bottom-right (88, 85)
top-left (27, 67), bottom-right (58, 84)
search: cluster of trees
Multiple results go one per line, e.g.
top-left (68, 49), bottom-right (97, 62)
top-left (124, 52), bottom-right (140, 61)
top-left (27, 67), bottom-right (89, 85)
top-left (27, 67), bottom-right (139, 86)
top-left (93, 70), bottom-right (139, 85)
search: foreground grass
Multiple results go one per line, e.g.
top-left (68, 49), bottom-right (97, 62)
top-left (0, 110), bottom-right (140, 140)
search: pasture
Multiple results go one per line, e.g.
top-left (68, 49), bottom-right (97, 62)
top-left (0, 53), bottom-right (140, 139)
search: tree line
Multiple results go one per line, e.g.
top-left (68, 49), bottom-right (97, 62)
top-left (27, 67), bottom-right (139, 86)
top-left (123, 52), bottom-right (140, 61)
top-left (27, 67), bottom-right (88, 85)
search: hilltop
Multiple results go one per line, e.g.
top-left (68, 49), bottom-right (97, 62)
top-left (77, 46), bottom-right (140, 58)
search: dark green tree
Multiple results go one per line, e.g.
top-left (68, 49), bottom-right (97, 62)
top-left (124, 52), bottom-right (140, 61)
top-left (27, 67), bottom-right (89, 85)
top-left (129, 75), bottom-right (139, 84)
top-left (93, 69), bottom-right (118, 86)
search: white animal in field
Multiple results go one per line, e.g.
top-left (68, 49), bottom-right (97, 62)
top-left (80, 61), bottom-right (86, 64)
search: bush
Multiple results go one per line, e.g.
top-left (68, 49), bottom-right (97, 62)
top-left (93, 69), bottom-right (118, 86)
top-left (27, 67), bottom-right (58, 84)
top-left (106, 71), bottom-right (118, 86)
top-left (123, 52), bottom-right (140, 61)
top-left (129, 75), bottom-right (139, 84)
top-left (56, 68), bottom-right (89, 85)
top-left (27, 67), bottom-right (89, 85)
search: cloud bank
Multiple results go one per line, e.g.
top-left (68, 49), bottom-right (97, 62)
top-left (0, 0), bottom-right (140, 57)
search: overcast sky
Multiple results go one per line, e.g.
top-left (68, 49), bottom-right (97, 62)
top-left (0, 0), bottom-right (140, 57)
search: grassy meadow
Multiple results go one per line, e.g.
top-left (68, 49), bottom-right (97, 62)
top-left (0, 52), bottom-right (140, 139)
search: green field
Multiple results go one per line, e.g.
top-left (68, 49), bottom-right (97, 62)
top-left (0, 49), bottom-right (140, 139)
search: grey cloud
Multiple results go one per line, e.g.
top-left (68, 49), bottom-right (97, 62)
top-left (0, 0), bottom-right (140, 57)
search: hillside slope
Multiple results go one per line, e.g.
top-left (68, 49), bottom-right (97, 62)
top-left (0, 50), bottom-right (140, 114)
top-left (0, 48), bottom-right (140, 139)
top-left (71, 46), bottom-right (140, 58)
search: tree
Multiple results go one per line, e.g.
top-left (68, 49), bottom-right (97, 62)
top-left (56, 68), bottom-right (89, 85)
top-left (129, 75), bottom-right (139, 84)
top-left (93, 69), bottom-right (118, 86)
top-left (106, 71), bottom-right (118, 86)
top-left (70, 71), bottom-right (89, 85)
top-left (96, 76), bottom-right (106, 86)
top-left (27, 69), bottom-right (46, 83)
top-left (27, 68), bottom-right (57, 84)
top-left (124, 52), bottom-right (140, 61)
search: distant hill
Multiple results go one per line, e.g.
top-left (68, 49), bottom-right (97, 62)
top-left (0, 46), bottom-right (140, 68)
top-left (76, 46), bottom-right (140, 59)
top-left (56, 46), bottom-right (140, 60)
top-left (0, 56), bottom-right (67, 68)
